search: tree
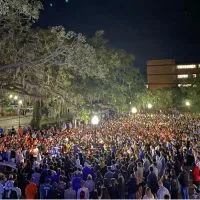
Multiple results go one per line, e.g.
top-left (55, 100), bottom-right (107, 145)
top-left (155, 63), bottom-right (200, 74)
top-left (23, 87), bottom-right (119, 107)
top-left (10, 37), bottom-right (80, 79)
top-left (181, 75), bottom-right (200, 113)
top-left (135, 89), bottom-right (178, 111)
top-left (72, 30), bottom-right (145, 114)
top-left (0, 0), bottom-right (106, 128)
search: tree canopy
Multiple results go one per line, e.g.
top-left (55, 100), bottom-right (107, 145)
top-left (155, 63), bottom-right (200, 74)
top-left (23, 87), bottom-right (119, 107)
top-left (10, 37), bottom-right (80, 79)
top-left (0, 1), bottom-right (145, 126)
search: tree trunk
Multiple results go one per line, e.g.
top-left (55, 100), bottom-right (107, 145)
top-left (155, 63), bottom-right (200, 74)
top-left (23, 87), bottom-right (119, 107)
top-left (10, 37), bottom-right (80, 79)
top-left (31, 100), bottom-right (42, 129)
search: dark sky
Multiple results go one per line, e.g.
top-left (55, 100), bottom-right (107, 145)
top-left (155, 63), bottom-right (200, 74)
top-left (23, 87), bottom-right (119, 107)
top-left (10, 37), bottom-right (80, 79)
top-left (37, 0), bottom-right (200, 73)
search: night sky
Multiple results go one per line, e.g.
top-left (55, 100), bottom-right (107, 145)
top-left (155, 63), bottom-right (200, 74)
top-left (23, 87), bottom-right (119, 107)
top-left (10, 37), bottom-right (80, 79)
top-left (37, 0), bottom-right (200, 73)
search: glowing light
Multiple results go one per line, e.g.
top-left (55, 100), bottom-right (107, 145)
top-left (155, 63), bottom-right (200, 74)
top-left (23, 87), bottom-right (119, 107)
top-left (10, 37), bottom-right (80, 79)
top-left (185, 101), bottom-right (191, 107)
top-left (14, 95), bottom-right (18, 100)
top-left (177, 74), bottom-right (188, 79)
top-left (177, 64), bottom-right (196, 69)
top-left (147, 103), bottom-right (153, 109)
top-left (9, 94), bottom-right (13, 99)
top-left (18, 100), bottom-right (23, 105)
top-left (50, 3), bottom-right (53, 7)
top-left (91, 115), bottom-right (99, 125)
top-left (131, 107), bottom-right (137, 114)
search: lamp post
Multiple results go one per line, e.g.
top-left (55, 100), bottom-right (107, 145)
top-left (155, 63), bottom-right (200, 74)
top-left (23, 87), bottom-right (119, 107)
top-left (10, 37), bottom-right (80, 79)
top-left (131, 107), bottom-right (137, 121)
top-left (18, 100), bottom-right (23, 127)
top-left (91, 115), bottom-right (99, 146)
top-left (185, 100), bottom-right (191, 113)
top-left (185, 100), bottom-right (191, 107)
top-left (147, 103), bottom-right (153, 109)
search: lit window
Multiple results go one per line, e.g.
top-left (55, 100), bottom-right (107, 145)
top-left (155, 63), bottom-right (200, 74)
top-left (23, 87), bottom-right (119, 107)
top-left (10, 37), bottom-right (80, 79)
top-left (178, 84), bottom-right (191, 87)
top-left (177, 64), bottom-right (196, 69)
top-left (193, 74), bottom-right (197, 78)
top-left (177, 74), bottom-right (188, 79)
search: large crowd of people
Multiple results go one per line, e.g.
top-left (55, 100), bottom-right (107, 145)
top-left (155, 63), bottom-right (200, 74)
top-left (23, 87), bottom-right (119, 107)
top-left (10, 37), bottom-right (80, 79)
top-left (0, 113), bottom-right (199, 199)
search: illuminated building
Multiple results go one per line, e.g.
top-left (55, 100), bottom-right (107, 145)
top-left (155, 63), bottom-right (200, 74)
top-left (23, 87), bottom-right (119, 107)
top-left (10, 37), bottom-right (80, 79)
top-left (147, 59), bottom-right (200, 89)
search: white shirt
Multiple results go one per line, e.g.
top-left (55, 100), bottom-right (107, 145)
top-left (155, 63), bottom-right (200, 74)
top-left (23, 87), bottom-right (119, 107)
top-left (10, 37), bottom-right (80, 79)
top-left (85, 180), bottom-right (95, 193)
top-left (157, 186), bottom-right (171, 199)
top-left (64, 188), bottom-right (76, 199)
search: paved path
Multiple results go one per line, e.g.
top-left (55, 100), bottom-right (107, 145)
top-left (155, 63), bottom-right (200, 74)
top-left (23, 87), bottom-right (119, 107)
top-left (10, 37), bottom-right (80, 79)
top-left (0, 115), bottom-right (32, 129)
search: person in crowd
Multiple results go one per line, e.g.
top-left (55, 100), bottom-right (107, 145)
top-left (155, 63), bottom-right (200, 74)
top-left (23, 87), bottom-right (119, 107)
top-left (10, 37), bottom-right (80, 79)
top-left (192, 162), bottom-right (200, 188)
top-left (147, 166), bottom-right (158, 195)
top-left (77, 181), bottom-right (89, 200)
top-left (0, 113), bottom-right (198, 199)
top-left (85, 174), bottom-right (95, 197)
top-left (178, 165), bottom-right (190, 199)
top-left (156, 180), bottom-right (171, 199)
top-left (25, 177), bottom-right (38, 199)
top-left (64, 182), bottom-right (76, 199)
top-left (143, 187), bottom-right (154, 199)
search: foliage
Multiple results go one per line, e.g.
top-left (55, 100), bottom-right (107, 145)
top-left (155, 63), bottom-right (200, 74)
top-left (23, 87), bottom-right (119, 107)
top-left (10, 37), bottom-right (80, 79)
top-left (135, 89), bottom-right (177, 111)
top-left (181, 75), bottom-right (200, 112)
top-left (72, 30), bottom-right (145, 114)
top-left (0, 1), bottom-right (145, 123)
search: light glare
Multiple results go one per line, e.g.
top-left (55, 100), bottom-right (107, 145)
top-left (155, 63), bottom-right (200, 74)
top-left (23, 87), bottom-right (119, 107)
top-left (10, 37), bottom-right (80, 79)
top-left (91, 115), bottom-right (99, 125)
top-left (131, 107), bottom-right (137, 114)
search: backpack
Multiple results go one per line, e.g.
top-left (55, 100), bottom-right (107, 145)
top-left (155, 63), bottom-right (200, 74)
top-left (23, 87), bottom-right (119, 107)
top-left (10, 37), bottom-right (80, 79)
top-left (9, 189), bottom-right (18, 199)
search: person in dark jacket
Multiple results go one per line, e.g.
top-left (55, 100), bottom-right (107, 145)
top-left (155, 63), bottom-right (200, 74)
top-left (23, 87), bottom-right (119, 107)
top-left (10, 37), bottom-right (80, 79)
top-left (178, 165), bottom-right (189, 199)
top-left (147, 166), bottom-right (158, 195)
top-left (108, 178), bottom-right (120, 199)
top-left (126, 173), bottom-right (137, 199)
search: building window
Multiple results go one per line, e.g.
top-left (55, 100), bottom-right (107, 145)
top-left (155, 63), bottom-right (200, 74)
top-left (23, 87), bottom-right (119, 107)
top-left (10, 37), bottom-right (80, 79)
top-left (178, 84), bottom-right (191, 87)
top-left (177, 64), bottom-right (196, 69)
top-left (193, 74), bottom-right (197, 78)
top-left (177, 74), bottom-right (188, 79)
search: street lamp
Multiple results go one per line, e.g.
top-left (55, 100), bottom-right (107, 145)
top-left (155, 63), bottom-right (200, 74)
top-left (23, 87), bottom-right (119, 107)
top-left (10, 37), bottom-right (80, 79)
top-left (91, 115), bottom-right (99, 125)
top-left (14, 95), bottom-right (18, 100)
top-left (185, 100), bottom-right (191, 107)
top-left (91, 115), bottom-right (100, 146)
top-left (9, 94), bottom-right (13, 99)
top-left (18, 100), bottom-right (23, 105)
top-left (18, 100), bottom-right (23, 127)
top-left (131, 107), bottom-right (137, 114)
top-left (147, 103), bottom-right (153, 109)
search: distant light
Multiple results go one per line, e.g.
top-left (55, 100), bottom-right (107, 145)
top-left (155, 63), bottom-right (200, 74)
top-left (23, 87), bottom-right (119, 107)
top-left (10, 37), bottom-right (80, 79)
top-left (14, 95), bottom-right (18, 100)
top-left (50, 3), bottom-right (53, 7)
top-left (147, 103), bottom-right (153, 109)
top-left (91, 115), bottom-right (99, 125)
top-left (185, 101), bottom-right (191, 107)
top-left (65, 0), bottom-right (69, 2)
top-left (18, 100), bottom-right (23, 105)
top-left (9, 94), bottom-right (13, 99)
top-left (131, 107), bottom-right (137, 114)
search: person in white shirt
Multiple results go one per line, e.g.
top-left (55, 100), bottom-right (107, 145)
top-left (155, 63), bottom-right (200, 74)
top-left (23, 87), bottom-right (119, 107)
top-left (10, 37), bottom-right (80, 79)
top-left (64, 182), bottom-right (76, 199)
top-left (85, 174), bottom-right (95, 193)
top-left (156, 180), bottom-right (171, 199)
top-left (77, 181), bottom-right (89, 200)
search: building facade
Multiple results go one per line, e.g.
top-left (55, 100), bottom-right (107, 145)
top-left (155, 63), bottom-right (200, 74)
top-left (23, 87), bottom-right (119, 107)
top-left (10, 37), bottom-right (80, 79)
top-left (147, 59), bottom-right (200, 89)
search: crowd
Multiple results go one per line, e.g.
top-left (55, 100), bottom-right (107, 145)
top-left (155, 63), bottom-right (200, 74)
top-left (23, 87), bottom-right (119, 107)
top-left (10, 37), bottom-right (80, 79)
top-left (0, 113), bottom-right (199, 199)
